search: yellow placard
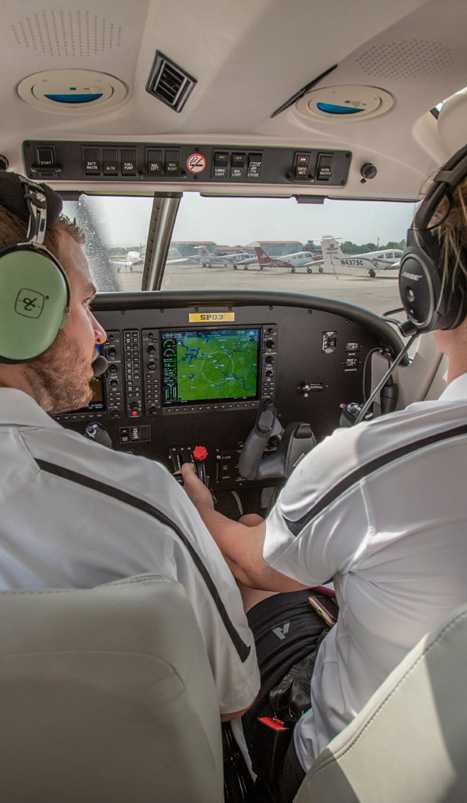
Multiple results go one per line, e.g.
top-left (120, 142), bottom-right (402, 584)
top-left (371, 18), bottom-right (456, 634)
top-left (188, 312), bottom-right (235, 323)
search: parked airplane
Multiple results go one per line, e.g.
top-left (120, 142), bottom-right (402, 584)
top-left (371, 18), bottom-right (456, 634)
top-left (211, 250), bottom-right (254, 266)
top-left (165, 246), bottom-right (217, 267)
top-left (110, 250), bottom-right (144, 271)
top-left (314, 237), bottom-right (403, 277)
top-left (235, 245), bottom-right (318, 272)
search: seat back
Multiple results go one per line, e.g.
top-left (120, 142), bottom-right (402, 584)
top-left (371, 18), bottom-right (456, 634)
top-left (295, 602), bottom-right (467, 802)
top-left (0, 575), bottom-right (223, 803)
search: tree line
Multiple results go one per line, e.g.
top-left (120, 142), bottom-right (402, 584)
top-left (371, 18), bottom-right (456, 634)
top-left (340, 239), bottom-right (406, 254)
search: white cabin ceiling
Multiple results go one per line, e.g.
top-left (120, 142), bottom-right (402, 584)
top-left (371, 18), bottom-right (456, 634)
top-left (0, 0), bottom-right (466, 198)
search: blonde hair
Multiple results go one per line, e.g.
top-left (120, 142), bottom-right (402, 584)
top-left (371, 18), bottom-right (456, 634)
top-left (431, 176), bottom-right (467, 304)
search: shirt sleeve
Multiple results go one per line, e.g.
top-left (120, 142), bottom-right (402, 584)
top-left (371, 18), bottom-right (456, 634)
top-left (263, 426), bottom-right (371, 587)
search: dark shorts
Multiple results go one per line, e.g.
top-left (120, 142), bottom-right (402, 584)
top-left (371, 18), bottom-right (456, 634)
top-left (242, 589), bottom-right (332, 800)
top-left (246, 589), bottom-right (328, 712)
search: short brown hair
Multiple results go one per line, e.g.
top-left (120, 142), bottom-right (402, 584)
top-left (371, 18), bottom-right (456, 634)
top-left (0, 206), bottom-right (85, 264)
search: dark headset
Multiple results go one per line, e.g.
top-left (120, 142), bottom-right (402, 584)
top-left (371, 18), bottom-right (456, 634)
top-left (0, 172), bottom-right (70, 363)
top-left (399, 143), bottom-right (467, 333)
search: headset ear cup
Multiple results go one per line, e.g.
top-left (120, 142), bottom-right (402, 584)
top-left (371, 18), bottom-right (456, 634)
top-left (0, 246), bottom-right (69, 362)
top-left (399, 248), bottom-right (440, 332)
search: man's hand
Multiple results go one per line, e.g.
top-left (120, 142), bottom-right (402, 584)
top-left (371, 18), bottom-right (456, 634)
top-left (181, 463), bottom-right (215, 511)
top-left (181, 464), bottom-right (303, 593)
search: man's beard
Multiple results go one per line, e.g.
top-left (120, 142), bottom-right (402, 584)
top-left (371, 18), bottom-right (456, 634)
top-left (27, 330), bottom-right (93, 414)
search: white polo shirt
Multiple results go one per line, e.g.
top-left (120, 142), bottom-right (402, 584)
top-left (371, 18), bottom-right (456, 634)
top-left (265, 372), bottom-right (467, 771)
top-left (0, 388), bottom-right (259, 716)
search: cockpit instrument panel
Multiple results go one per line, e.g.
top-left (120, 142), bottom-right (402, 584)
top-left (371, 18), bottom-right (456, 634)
top-left (56, 293), bottom-right (402, 491)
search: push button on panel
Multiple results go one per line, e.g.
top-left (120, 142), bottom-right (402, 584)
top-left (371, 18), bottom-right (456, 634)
top-left (84, 148), bottom-right (101, 175)
top-left (213, 151), bottom-right (229, 178)
top-left (294, 152), bottom-right (310, 179)
top-left (146, 149), bottom-right (164, 176)
top-left (121, 149), bottom-right (137, 176)
top-left (36, 146), bottom-right (55, 167)
top-left (102, 149), bottom-right (119, 176)
top-left (317, 154), bottom-right (333, 181)
top-left (230, 152), bottom-right (247, 178)
top-left (165, 150), bottom-right (181, 176)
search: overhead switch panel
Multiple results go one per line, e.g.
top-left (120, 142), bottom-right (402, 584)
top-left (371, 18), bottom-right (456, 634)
top-left (24, 141), bottom-right (352, 187)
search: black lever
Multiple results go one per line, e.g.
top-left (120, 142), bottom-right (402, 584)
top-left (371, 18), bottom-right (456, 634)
top-left (238, 402), bottom-right (316, 482)
top-left (254, 422), bottom-right (316, 482)
top-left (237, 401), bottom-right (283, 481)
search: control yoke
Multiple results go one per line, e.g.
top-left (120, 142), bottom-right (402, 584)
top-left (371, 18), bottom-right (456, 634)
top-left (238, 401), bottom-right (316, 482)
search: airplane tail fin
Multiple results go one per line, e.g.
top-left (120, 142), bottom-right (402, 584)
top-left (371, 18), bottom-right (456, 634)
top-left (321, 237), bottom-right (344, 261)
top-left (255, 245), bottom-right (273, 264)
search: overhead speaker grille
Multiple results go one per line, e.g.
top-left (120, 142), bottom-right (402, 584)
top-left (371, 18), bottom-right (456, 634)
top-left (10, 9), bottom-right (122, 57)
top-left (355, 39), bottom-right (453, 80)
top-left (146, 51), bottom-right (197, 112)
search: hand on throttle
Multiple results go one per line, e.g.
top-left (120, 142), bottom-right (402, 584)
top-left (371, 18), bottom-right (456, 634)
top-left (180, 462), bottom-right (215, 512)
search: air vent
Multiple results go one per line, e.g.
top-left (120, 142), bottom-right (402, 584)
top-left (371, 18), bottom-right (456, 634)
top-left (295, 85), bottom-right (394, 123)
top-left (146, 51), bottom-right (197, 112)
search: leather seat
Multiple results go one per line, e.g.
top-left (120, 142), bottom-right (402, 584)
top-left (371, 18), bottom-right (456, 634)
top-left (0, 575), bottom-right (224, 803)
top-left (295, 602), bottom-right (467, 803)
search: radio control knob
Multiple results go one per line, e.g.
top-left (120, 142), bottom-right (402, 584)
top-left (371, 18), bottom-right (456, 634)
top-left (265, 355), bottom-right (274, 364)
top-left (147, 361), bottom-right (156, 371)
top-left (147, 345), bottom-right (156, 355)
top-left (266, 339), bottom-right (275, 349)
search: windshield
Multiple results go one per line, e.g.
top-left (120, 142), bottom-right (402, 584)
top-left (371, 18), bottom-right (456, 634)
top-left (63, 193), bottom-right (415, 317)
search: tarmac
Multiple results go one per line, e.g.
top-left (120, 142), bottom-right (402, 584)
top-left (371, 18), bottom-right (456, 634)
top-left (116, 263), bottom-right (402, 318)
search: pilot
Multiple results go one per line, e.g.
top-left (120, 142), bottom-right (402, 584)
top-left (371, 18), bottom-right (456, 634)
top-left (182, 144), bottom-right (467, 801)
top-left (0, 172), bottom-right (259, 723)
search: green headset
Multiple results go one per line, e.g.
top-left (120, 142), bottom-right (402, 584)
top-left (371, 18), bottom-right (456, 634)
top-left (0, 172), bottom-right (70, 363)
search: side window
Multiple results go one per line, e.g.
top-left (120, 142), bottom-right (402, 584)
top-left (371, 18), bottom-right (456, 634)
top-left (62, 196), bottom-right (153, 292)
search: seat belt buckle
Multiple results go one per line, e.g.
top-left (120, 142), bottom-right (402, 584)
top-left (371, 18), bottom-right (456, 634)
top-left (254, 717), bottom-right (292, 790)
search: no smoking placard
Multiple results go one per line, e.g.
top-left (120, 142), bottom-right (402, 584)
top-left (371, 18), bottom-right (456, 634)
top-left (186, 152), bottom-right (207, 174)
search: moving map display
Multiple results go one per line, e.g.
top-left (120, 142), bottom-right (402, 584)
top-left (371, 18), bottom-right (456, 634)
top-left (160, 327), bottom-right (260, 405)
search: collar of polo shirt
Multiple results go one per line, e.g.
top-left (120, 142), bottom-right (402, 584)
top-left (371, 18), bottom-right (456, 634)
top-left (0, 388), bottom-right (61, 428)
top-left (438, 371), bottom-right (467, 403)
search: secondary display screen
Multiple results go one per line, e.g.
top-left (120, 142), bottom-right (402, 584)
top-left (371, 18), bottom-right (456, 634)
top-left (160, 327), bottom-right (261, 406)
top-left (77, 377), bottom-right (105, 413)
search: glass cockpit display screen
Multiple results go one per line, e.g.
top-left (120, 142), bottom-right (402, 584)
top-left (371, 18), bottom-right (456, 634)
top-left (160, 327), bottom-right (261, 406)
top-left (77, 377), bottom-right (105, 413)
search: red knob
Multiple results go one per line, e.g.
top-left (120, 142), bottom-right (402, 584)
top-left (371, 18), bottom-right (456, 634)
top-left (193, 445), bottom-right (208, 462)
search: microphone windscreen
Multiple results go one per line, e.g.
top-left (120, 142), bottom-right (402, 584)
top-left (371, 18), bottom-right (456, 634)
top-left (92, 354), bottom-right (109, 377)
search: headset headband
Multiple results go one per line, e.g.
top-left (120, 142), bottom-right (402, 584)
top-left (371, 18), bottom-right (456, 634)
top-left (413, 144), bottom-right (467, 231)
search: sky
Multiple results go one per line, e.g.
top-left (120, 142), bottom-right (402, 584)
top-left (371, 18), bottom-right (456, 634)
top-left (69, 193), bottom-right (417, 249)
